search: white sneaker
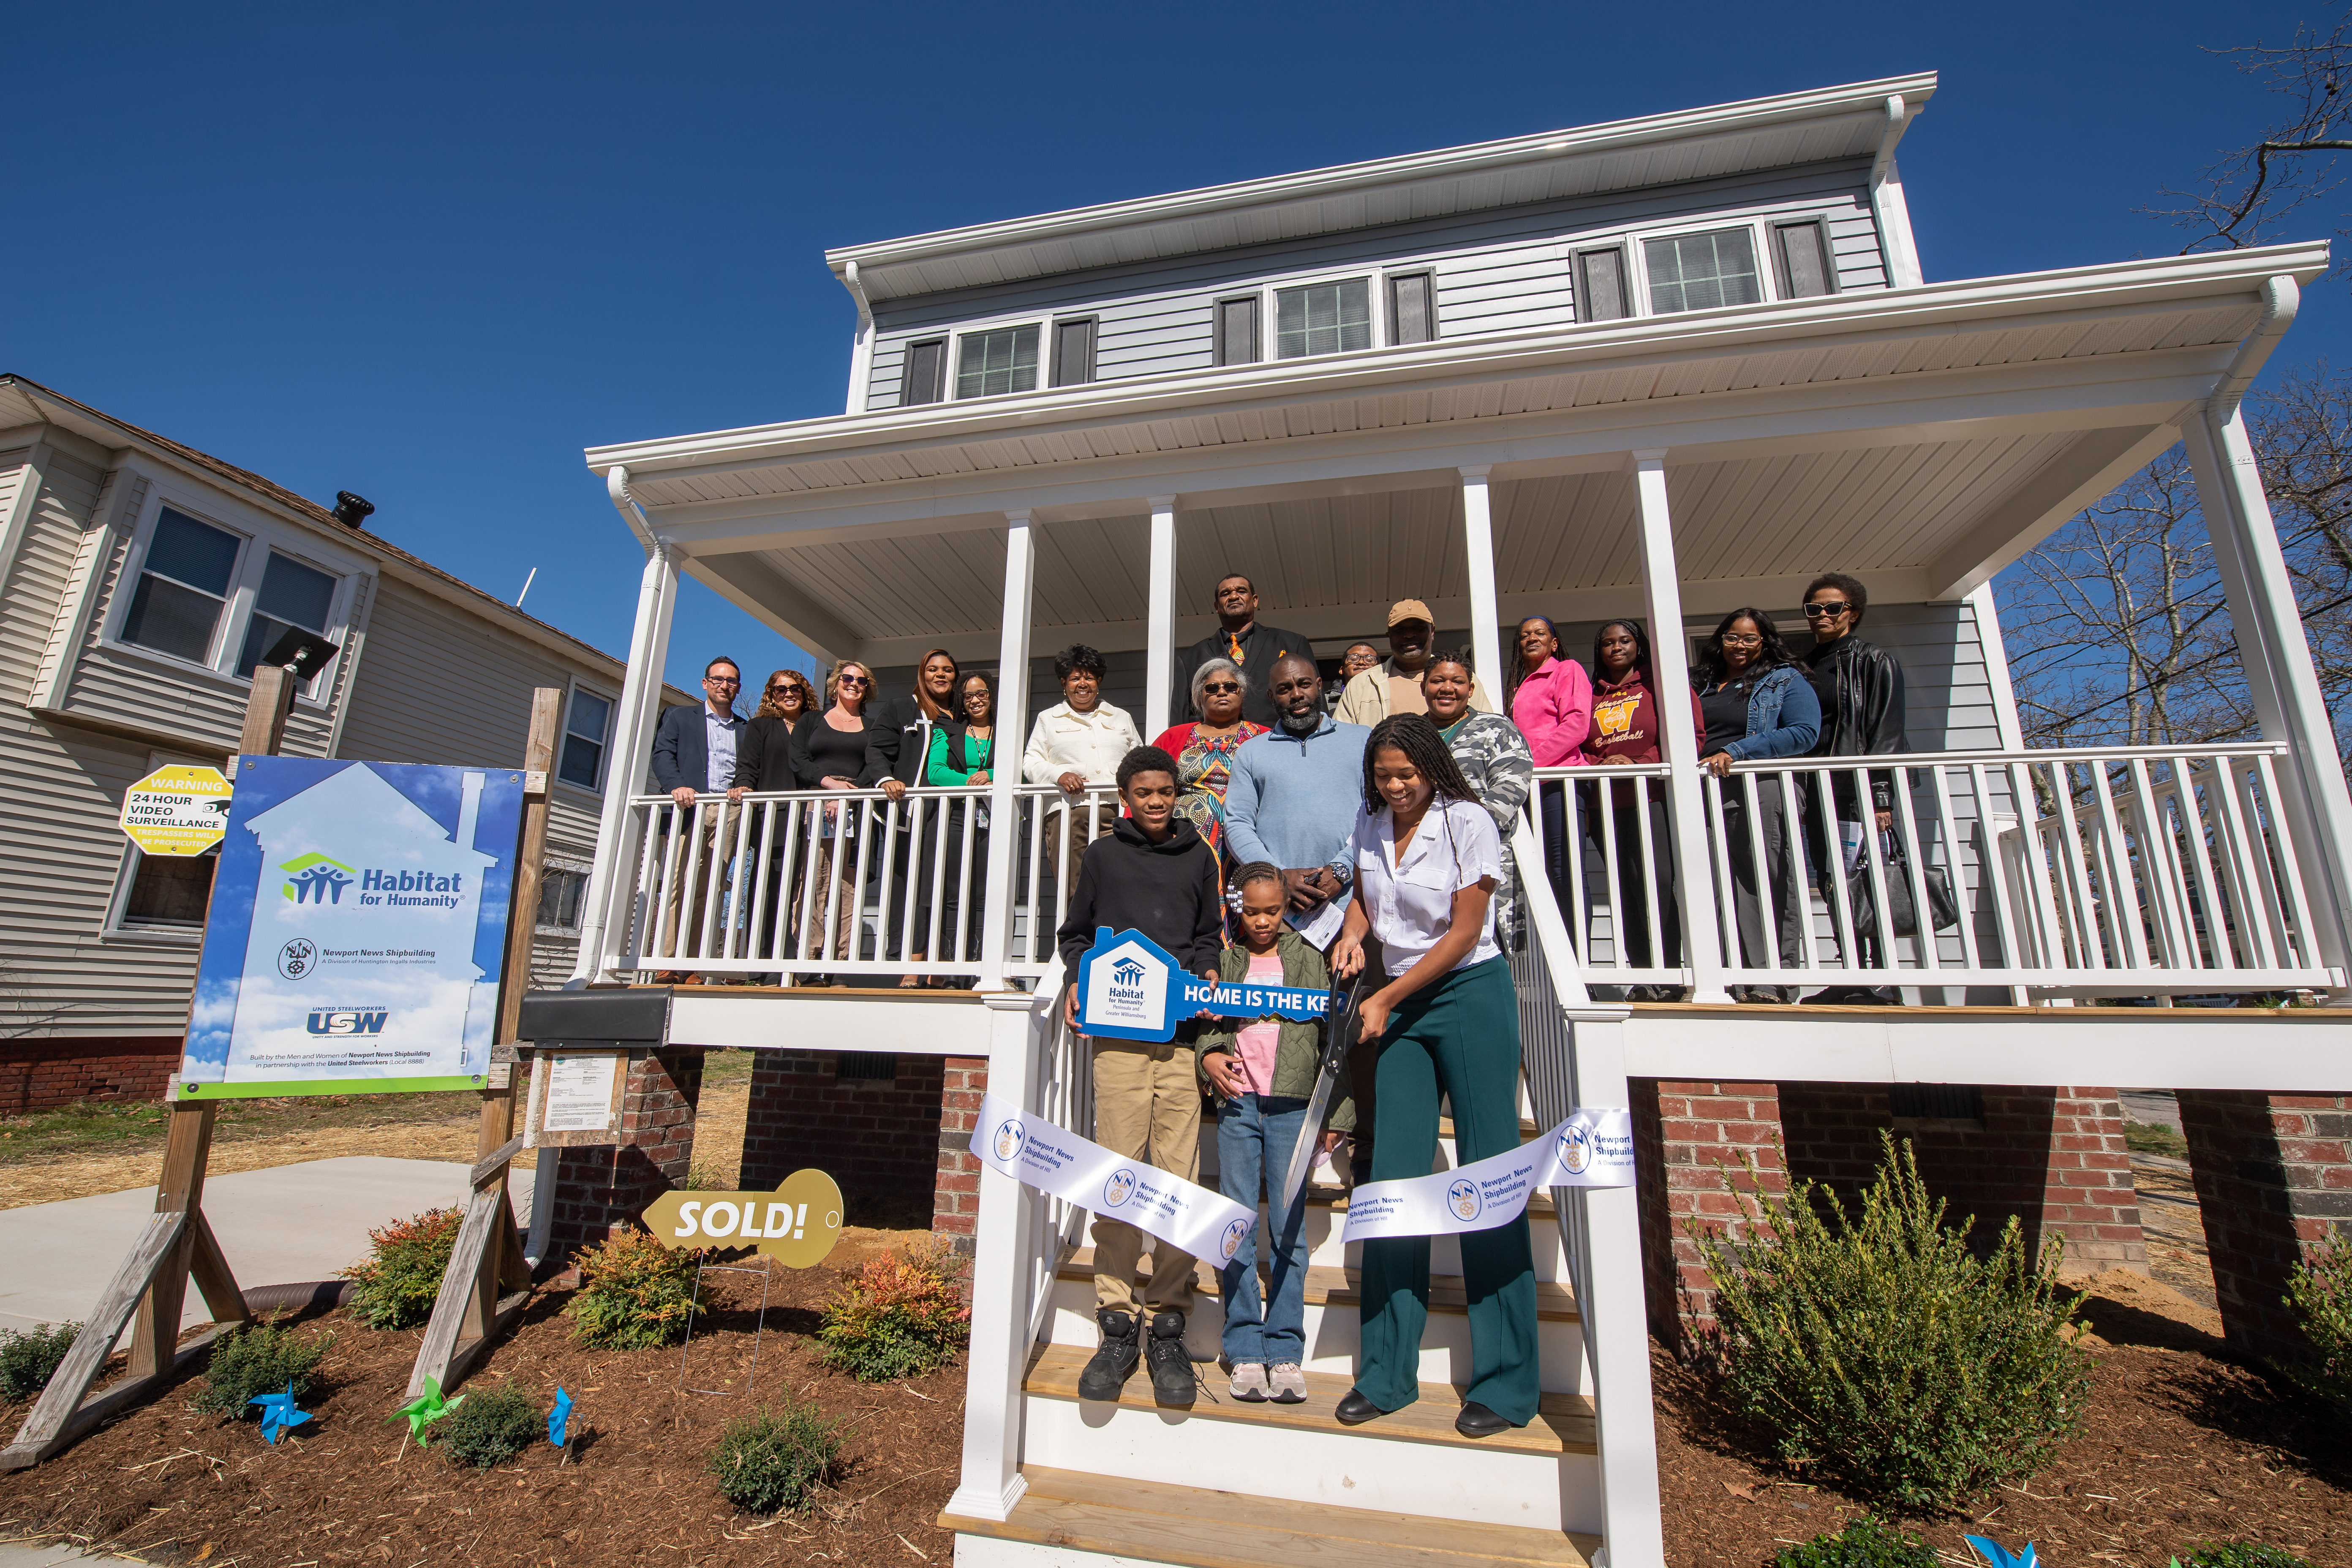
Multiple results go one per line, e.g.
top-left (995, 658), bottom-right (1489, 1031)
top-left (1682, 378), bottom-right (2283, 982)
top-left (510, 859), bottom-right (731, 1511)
top-left (1267, 1363), bottom-right (1306, 1403)
top-left (1228, 1362), bottom-right (1269, 1402)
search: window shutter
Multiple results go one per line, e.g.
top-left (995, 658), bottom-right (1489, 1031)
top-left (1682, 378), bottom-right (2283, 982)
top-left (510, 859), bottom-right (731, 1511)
top-left (1051, 318), bottom-right (1097, 387)
top-left (901, 338), bottom-right (946, 406)
top-left (1772, 220), bottom-right (1835, 299)
top-left (1388, 273), bottom-right (1434, 344)
top-left (1215, 296), bottom-right (1259, 365)
top-left (1576, 249), bottom-right (1628, 322)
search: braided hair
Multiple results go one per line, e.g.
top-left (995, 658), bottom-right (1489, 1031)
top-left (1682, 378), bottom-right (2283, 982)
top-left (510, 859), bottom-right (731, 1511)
top-left (1360, 713), bottom-right (1477, 812)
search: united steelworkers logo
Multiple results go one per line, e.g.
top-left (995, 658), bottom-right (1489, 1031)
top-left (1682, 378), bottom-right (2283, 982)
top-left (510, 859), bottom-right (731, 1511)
top-left (280, 852), bottom-right (356, 905)
top-left (1447, 1177), bottom-right (1483, 1222)
top-left (307, 1008), bottom-right (389, 1037)
top-left (1217, 1216), bottom-right (1250, 1263)
top-left (993, 1119), bottom-right (1025, 1162)
top-left (1102, 1168), bottom-right (1138, 1208)
top-left (1557, 1122), bottom-right (1595, 1176)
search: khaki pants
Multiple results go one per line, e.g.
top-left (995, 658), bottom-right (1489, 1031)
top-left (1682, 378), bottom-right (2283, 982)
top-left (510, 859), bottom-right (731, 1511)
top-left (659, 803), bottom-right (738, 964)
top-left (1089, 1034), bottom-right (1202, 1315)
top-left (1040, 796), bottom-right (1118, 912)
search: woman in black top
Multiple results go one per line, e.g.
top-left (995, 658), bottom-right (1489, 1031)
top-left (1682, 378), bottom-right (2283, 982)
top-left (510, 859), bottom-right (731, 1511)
top-left (730, 669), bottom-right (818, 979)
top-left (915, 672), bottom-right (997, 986)
top-left (784, 659), bottom-right (882, 982)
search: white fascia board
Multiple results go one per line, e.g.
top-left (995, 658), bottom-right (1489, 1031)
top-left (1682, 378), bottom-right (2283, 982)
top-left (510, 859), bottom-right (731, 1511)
top-left (820, 73), bottom-right (1940, 283)
top-left (590, 242), bottom-right (2328, 482)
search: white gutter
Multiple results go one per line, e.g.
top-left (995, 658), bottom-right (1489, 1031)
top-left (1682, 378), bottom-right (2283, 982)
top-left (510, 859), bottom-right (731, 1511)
top-left (1868, 93), bottom-right (1925, 289)
top-left (607, 462), bottom-right (658, 557)
top-left (2208, 275), bottom-right (2300, 421)
top-left (840, 261), bottom-right (878, 416)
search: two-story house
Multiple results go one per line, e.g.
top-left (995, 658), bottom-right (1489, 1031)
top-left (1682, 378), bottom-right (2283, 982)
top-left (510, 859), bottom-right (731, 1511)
top-left (0, 374), bottom-right (689, 1113)
top-left (561, 76), bottom-right (2352, 1568)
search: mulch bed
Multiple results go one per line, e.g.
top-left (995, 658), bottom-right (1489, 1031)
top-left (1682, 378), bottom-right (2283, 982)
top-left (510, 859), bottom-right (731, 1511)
top-left (1656, 1277), bottom-right (2352, 1568)
top-left (0, 1239), bottom-right (964, 1568)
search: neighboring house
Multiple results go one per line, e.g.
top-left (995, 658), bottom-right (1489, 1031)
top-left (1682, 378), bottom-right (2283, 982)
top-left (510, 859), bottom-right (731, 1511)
top-left (0, 375), bottom-right (687, 1110)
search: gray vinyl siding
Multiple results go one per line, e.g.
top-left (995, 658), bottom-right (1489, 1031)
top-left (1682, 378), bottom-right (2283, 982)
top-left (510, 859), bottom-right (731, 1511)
top-left (0, 451), bottom-right (65, 708)
top-left (333, 579), bottom-right (585, 770)
top-left (863, 159), bottom-right (1886, 409)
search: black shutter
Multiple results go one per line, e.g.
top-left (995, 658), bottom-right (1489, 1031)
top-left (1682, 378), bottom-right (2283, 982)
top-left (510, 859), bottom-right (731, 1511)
top-left (1772, 221), bottom-right (1835, 299)
top-left (1388, 273), bottom-right (1434, 344)
top-left (1575, 249), bottom-right (1628, 322)
top-left (1050, 317), bottom-right (1096, 387)
top-left (1215, 296), bottom-right (1259, 365)
top-left (901, 338), bottom-right (946, 406)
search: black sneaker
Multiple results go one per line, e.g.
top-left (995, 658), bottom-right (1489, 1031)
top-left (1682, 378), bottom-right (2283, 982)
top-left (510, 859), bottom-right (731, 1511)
top-left (1077, 1309), bottom-right (1140, 1401)
top-left (1146, 1312), bottom-right (1196, 1405)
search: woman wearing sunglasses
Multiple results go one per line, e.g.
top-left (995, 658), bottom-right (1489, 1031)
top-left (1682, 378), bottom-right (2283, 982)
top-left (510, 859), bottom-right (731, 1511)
top-left (782, 659), bottom-right (883, 983)
top-left (729, 669), bottom-right (821, 980)
top-left (1149, 657), bottom-right (1270, 902)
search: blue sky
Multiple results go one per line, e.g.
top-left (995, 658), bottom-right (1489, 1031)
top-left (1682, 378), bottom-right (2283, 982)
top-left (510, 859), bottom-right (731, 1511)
top-left (7, 2), bottom-right (2339, 694)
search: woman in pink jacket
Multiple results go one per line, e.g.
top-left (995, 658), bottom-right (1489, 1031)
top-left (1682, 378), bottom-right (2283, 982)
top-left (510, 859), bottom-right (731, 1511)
top-left (1508, 616), bottom-right (1592, 940)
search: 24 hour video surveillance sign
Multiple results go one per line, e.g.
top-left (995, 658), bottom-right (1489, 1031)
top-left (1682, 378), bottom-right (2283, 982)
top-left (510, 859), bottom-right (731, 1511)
top-left (176, 756), bottom-right (525, 1099)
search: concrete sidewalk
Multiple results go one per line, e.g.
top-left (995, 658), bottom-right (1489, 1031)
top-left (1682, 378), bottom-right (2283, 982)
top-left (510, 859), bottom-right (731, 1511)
top-left (0, 1157), bottom-right (537, 1341)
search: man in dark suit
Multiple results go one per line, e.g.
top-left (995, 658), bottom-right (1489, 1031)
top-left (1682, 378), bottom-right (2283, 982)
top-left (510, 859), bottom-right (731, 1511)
top-left (1168, 573), bottom-right (1313, 729)
top-left (649, 656), bottom-right (747, 983)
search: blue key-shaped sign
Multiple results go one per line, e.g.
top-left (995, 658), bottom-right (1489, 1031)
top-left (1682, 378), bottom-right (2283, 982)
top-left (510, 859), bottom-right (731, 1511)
top-left (1073, 928), bottom-right (1329, 1042)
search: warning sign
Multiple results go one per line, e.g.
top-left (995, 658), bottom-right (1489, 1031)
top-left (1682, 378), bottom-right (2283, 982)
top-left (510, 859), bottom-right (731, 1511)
top-left (120, 765), bottom-right (233, 857)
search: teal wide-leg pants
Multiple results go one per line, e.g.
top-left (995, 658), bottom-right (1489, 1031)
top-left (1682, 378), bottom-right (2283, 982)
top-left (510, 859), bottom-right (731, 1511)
top-left (1355, 955), bottom-right (1539, 1424)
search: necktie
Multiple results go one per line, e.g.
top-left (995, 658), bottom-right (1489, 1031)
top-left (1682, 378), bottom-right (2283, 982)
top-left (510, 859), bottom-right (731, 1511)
top-left (1228, 631), bottom-right (1245, 665)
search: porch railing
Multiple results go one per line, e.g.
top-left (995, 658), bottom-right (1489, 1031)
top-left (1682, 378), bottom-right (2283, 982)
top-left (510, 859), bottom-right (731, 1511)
top-left (1526, 743), bottom-right (2338, 999)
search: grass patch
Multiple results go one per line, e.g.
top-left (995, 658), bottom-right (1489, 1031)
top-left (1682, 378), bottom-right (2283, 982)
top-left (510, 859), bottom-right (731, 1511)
top-left (2124, 1119), bottom-right (2189, 1160)
top-left (0, 1091), bottom-right (475, 1165)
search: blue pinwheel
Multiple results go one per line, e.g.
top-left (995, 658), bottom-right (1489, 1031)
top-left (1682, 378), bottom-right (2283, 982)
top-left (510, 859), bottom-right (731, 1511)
top-left (1965, 1536), bottom-right (2038, 1568)
top-left (548, 1387), bottom-right (573, 1452)
top-left (248, 1381), bottom-right (313, 1445)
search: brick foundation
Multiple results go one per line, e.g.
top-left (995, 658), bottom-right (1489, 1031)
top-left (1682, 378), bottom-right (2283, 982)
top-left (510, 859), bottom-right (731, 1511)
top-left (738, 1049), bottom-right (947, 1227)
top-left (1, 1037), bottom-right (182, 1113)
top-left (2178, 1091), bottom-right (2352, 1367)
top-left (547, 1047), bottom-right (704, 1254)
top-left (1631, 1081), bottom-right (1787, 1348)
top-left (933, 1056), bottom-right (987, 1258)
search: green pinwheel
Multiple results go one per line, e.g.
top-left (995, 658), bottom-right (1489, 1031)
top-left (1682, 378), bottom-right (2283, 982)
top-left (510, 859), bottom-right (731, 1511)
top-left (387, 1377), bottom-right (464, 1447)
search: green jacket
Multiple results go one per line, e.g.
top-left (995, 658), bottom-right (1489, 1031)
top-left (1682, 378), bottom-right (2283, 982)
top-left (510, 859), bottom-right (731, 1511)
top-left (1195, 928), bottom-right (1355, 1133)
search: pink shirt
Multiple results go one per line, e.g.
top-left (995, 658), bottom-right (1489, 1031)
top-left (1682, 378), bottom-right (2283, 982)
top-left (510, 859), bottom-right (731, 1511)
top-left (1511, 656), bottom-right (1595, 767)
top-left (1233, 951), bottom-right (1285, 1094)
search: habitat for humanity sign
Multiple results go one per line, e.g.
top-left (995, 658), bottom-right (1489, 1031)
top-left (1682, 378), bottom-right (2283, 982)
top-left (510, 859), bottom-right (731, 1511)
top-left (177, 757), bottom-right (525, 1099)
top-left (1073, 927), bottom-right (1328, 1042)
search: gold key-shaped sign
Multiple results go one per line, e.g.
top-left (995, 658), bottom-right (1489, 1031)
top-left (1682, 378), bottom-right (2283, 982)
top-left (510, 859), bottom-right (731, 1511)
top-left (640, 1168), bottom-right (845, 1269)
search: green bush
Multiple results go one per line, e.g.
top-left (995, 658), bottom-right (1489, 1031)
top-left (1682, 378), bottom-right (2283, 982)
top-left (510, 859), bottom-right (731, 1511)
top-left (564, 1228), bottom-right (705, 1350)
top-left (708, 1399), bottom-right (844, 1514)
top-left (1689, 1133), bottom-right (2094, 1512)
top-left (2176, 1546), bottom-right (2313, 1568)
top-left (0, 1322), bottom-right (79, 1402)
top-left (1771, 1518), bottom-right (1939, 1568)
top-left (339, 1206), bottom-right (461, 1329)
top-left (817, 1241), bottom-right (970, 1382)
top-left (2279, 1224), bottom-right (2352, 1421)
top-left (192, 1319), bottom-right (331, 1421)
top-left (435, 1382), bottom-right (539, 1470)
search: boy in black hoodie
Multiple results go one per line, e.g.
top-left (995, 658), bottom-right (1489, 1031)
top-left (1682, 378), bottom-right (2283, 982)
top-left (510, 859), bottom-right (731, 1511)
top-left (1057, 745), bottom-right (1224, 1407)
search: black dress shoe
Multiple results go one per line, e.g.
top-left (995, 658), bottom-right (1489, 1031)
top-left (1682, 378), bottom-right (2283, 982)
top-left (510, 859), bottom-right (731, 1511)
top-left (1334, 1389), bottom-right (1385, 1425)
top-left (1455, 1400), bottom-right (1512, 1437)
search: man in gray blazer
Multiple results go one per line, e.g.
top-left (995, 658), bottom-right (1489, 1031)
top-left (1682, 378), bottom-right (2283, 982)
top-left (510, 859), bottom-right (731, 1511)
top-left (649, 656), bottom-right (747, 982)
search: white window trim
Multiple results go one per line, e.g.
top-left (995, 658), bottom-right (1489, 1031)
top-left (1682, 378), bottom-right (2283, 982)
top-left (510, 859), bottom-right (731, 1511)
top-left (1264, 272), bottom-right (1383, 362)
top-left (100, 746), bottom-right (223, 945)
top-left (100, 472), bottom-right (367, 708)
top-left (946, 318), bottom-right (1049, 402)
top-left (553, 674), bottom-right (620, 798)
top-left (534, 855), bottom-right (595, 936)
top-left (1578, 215), bottom-right (1791, 321)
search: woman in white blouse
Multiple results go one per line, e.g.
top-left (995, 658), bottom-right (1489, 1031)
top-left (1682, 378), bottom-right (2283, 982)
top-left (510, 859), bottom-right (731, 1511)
top-left (1328, 714), bottom-right (1538, 1439)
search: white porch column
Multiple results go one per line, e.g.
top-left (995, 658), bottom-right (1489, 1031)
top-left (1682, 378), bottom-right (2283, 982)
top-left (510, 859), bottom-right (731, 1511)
top-left (1627, 449), bottom-right (1729, 1002)
top-left (1459, 466), bottom-right (1504, 692)
top-left (568, 535), bottom-right (678, 982)
top-left (2182, 409), bottom-right (2352, 985)
top-left (1145, 495), bottom-right (1176, 737)
top-left (975, 510), bottom-right (1037, 991)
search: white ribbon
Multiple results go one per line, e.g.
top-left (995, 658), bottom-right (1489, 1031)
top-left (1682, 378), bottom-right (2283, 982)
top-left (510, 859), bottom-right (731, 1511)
top-left (1342, 1108), bottom-right (1636, 1244)
top-left (974, 1093), bottom-right (1258, 1266)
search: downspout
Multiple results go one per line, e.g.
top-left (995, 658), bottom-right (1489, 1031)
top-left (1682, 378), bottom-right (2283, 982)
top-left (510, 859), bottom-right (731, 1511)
top-left (1867, 94), bottom-right (1925, 289)
top-left (2210, 275), bottom-right (2299, 422)
top-left (841, 260), bottom-right (879, 416)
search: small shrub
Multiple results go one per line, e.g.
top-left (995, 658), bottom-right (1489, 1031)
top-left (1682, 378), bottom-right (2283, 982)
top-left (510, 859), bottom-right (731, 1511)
top-left (0, 1322), bottom-right (79, 1401)
top-left (435, 1382), bottom-right (539, 1470)
top-left (708, 1399), bottom-right (843, 1514)
top-left (2176, 1546), bottom-right (2314, 1568)
top-left (1771, 1518), bottom-right (1939, 1568)
top-left (817, 1241), bottom-right (970, 1381)
top-left (339, 1206), bottom-right (461, 1329)
top-left (564, 1228), bottom-right (705, 1350)
top-left (192, 1319), bottom-right (331, 1421)
top-left (2278, 1224), bottom-right (2352, 1421)
top-left (1689, 1133), bottom-right (2094, 1513)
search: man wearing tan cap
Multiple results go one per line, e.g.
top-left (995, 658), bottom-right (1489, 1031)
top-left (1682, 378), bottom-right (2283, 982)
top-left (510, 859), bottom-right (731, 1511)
top-left (1332, 599), bottom-right (1497, 726)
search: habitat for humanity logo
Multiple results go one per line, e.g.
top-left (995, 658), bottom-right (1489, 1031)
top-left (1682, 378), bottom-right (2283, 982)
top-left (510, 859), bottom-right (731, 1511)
top-left (1111, 956), bottom-right (1147, 985)
top-left (280, 852), bottom-right (356, 904)
top-left (307, 1008), bottom-right (390, 1036)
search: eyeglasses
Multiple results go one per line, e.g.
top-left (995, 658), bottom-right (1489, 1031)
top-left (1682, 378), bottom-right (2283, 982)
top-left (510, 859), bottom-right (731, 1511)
top-left (706, 675), bottom-right (740, 686)
top-left (1720, 634), bottom-right (1764, 647)
top-left (837, 673), bottom-right (869, 688)
top-left (1802, 602), bottom-right (1851, 618)
top-left (1200, 681), bottom-right (1242, 694)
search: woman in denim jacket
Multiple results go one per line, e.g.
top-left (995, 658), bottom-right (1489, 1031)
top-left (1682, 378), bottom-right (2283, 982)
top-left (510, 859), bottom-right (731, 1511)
top-left (1692, 609), bottom-right (1821, 1002)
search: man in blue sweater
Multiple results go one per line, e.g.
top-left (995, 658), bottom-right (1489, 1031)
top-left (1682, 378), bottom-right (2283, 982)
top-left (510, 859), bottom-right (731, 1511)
top-left (1223, 654), bottom-right (1371, 953)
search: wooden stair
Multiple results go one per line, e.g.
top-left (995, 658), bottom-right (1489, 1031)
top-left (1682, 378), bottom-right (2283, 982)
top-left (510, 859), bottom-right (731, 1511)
top-left (1057, 1247), bottom-right (1581, 1322)
top-left (944, 1467), bottom-right (1599, 1568)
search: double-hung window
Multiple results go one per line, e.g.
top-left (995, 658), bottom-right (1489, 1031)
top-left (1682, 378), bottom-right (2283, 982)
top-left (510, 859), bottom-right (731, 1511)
top-left (1642, 227), bottom-right (1764, 315)
top-left (560, 688), bottom-right (614, 790)
top-left (1274, 279), bottom-right (1372, 358)
top-left (956, 326), bottom-right (1040, 398)
top-left (234, 552), bottom-right (338, 677)
top-left (121, 507), bottom-right (242, 664)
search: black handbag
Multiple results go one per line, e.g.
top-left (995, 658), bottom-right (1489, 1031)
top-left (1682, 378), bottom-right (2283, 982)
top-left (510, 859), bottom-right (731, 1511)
top-left (1851, 836), bottom-right (1961, 938)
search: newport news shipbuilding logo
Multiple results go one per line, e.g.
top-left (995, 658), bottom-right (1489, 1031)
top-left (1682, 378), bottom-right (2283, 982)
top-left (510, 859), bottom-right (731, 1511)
top-left (279, 853), bottom-right (468, 910)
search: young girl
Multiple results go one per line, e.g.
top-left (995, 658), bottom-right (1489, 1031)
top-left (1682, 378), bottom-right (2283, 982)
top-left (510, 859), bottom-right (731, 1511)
top-left (1196, 861), bottom-right (1351, 1405)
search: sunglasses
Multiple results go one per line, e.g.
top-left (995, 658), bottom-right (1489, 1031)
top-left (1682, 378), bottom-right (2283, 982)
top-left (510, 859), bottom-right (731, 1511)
top-left (1200, 681), bottom-right (1243, 695)
top-left (837, 673), bottom-right (869, 687)
top-left (1802, 602), bottom-right (1851, 618)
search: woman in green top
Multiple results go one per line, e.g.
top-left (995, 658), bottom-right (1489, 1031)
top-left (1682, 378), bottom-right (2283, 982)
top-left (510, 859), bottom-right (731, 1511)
top-left (913, 672), bottom-right (996, 985)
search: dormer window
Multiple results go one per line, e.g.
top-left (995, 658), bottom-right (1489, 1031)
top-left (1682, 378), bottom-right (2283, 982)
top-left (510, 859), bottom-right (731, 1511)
top-left (957, 326), bottom-right (1040, 398)
top-left (1642, 228), bottom-right (1763, 314)
top-left (1274, 280), bottom-right (1371, 358)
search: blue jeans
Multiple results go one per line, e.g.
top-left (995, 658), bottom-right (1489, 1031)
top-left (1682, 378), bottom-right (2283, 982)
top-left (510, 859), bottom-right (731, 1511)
top-left (1215, 1092), bottom-right (1312, 1365)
